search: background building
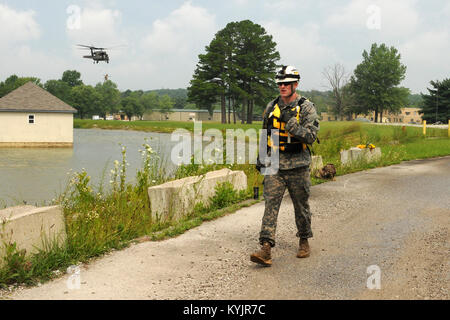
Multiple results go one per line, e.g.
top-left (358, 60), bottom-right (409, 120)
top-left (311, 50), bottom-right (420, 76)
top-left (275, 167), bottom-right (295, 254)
top-left (143, 109), bottom-right (223, 122)
top-left (0, 82), bottom-right (77, 147)
top-left (320, 107), bottom-right (423, 124)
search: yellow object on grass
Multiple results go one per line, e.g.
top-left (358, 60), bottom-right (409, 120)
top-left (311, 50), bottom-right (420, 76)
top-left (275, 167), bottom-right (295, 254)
top-left (357, 143), bottom-right (376, 150)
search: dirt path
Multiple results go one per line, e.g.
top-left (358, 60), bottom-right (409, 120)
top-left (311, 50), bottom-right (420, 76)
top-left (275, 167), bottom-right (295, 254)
top-left (3, 156), bottom-right (449, 300)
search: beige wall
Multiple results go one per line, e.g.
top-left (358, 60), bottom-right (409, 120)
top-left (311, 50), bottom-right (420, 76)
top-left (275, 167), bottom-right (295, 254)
top-left (0, 112), bottom-right (74, 144)
top-left (320, 108), bottom-right (423, 124)
top-left (143, 111), bottom-right (222, 122)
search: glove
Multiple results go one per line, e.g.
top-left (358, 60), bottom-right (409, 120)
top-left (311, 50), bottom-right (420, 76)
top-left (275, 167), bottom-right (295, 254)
top-left (286, 116), bottom-right (299, 130)
top-left (255, 157), bottom-right (263, 172)
top-left (280, 109), bottom-right (296, 124)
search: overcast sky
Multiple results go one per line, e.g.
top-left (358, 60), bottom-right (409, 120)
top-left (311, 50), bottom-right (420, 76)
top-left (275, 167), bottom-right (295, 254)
top-left (0, 0), bottom-right (449, 94)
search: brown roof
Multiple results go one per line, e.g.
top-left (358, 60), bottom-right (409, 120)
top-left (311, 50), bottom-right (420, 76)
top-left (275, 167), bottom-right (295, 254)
top-left (0, 82), bottom-right (77, 113)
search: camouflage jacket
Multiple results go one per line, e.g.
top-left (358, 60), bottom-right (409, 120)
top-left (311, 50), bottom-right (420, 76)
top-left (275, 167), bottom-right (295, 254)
top-left (262, 95), bottom-right (320, 170)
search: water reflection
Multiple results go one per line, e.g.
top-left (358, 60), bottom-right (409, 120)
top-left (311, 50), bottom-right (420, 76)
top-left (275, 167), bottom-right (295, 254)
top-left (0, 128), bottom-right (255, 207)
top-left (0, 129), bottom-right (177, 207)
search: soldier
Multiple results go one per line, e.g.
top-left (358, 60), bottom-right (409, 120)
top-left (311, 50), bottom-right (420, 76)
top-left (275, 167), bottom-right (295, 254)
top-left (251, 65), bottom-right (320, 266)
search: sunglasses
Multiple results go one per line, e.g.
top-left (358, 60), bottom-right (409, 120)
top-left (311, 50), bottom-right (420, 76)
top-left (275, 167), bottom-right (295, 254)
top-left (277, 82), bottom-right (295, 87)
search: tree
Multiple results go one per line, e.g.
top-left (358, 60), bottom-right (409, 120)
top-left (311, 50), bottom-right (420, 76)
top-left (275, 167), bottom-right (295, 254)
top-left (349, 43), bottom-right (408, 122)
top-left (0, 75), bottom-right (42, 97)
top-left (299, 89), bottom-right (333, 115)
top-left (95, 80), bottom-right (121, 118)
top-left (140, 92), bottom-right (159, 113)
top-left (44, 80), bottom-right (72, 104)
top-left (187, 76), bottom-right (218, 116)
top-left (62, 70), bottom-right (83, 87)
top-left (158, 94), bottom-right (175, 115)
top-left (420, 78), bottom-right (450, 124)
top-left (231, 20), bottom-right (279, 124)
top-left (121, 96), bottom-right (143, 121)
top-left (322, 63), bottom-right (352, 120)
top-left (188, 20), bottom-right (280, 124)
top-left (70, 85), bottom-right (101, 119)
top-left (121, 89), bottom-right (133, 98)
top-left (149, 89), bottom-right (187, 109)
top-left (407, 93), bottom-right (424, 108)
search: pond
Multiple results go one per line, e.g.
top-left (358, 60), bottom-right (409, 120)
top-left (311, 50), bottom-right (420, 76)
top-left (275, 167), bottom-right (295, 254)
top-left (0, 129), bottom-right (181, 207)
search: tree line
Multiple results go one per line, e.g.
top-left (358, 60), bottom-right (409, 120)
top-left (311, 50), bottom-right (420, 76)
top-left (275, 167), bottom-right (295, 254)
top-left (187, 21), bottom-right (448, 124)
top-left (0, 71), bottom-right (180, 120)
top-left (319, 44), bottom-right (448, 123)
top-left (1, 19), bottom-right (447, 124)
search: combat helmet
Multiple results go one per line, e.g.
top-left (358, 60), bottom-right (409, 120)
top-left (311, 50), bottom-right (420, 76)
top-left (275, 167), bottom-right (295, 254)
top-left (275, 65), bottom-right (301, 84)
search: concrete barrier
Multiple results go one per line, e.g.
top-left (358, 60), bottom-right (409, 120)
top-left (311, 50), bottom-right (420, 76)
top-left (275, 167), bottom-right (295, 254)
top-left (311, 155), bottom-right (324, 173)
top-left (340, 147), bottom-right (382, 166)
top-left (148, 168), bottom-right (247, 222)
top-left (0, 205), bottom-right (66, 263)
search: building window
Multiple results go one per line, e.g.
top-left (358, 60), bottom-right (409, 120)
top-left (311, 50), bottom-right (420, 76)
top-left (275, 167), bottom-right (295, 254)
top-left (405, 112), bottom-right (410, 115)
top-left (28, 114), bottom-right (35, 124)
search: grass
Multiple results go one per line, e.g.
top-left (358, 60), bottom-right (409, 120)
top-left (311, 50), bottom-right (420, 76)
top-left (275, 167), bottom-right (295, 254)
top-left (1, 120), bottom-right (449, 288)
top-left (74, 119), bottom-right (262, 134)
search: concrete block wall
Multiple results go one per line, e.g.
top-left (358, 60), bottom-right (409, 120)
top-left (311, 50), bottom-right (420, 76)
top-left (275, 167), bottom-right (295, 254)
top-left (311, 155), bottom-right (324, 173)
top-left (0, 205), bottom-right (66, 264)
top-left (340, 147), bottom-right (382, 166)
top-left (148, 168), bottom-right (247, 222)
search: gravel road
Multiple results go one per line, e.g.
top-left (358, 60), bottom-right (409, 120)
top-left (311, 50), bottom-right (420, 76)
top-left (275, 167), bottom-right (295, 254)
top-left (2, 156), bottom-right (449, 300)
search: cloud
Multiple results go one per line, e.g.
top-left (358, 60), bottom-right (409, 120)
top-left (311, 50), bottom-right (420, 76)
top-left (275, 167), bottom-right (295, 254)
top-left (399, 30), bottom-right (450, 93)
top-left (0, 4), bottom-right (65, 82)
top-left (0, 4), bottom-right (40, 45)
top-left (264, 0), bottom-right (313, 12)
top-left (66, 5), bottom-right (125, 53)
top-left (2, 46), bottom-right (69, 80)
top-left (63, 3), bottom-right (131, 87)
top-left (263, 21), bottom-right (338, 91)
top-left (138, 1), bottom-right (217, 89)
top-left (326, 0), bottom-right (420, 38)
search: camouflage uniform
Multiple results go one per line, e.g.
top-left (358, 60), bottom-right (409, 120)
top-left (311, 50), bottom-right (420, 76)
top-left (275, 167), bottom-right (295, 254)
top-left (259, 95), bottom-right (319, 247)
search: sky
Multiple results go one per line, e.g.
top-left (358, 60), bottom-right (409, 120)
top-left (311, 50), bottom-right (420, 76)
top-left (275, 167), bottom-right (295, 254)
top-left (0, 0), bottom-right (449, 94)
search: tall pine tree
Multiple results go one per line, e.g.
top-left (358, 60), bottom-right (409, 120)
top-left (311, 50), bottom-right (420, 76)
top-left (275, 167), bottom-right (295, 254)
top-left (188, 20), bottom-right (280, 124)
top-left (420, 78), bottom-right (450, 124)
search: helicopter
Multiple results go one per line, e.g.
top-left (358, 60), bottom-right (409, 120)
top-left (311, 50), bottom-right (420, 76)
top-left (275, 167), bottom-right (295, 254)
top-left (77, 44), bottom-right (111, 63)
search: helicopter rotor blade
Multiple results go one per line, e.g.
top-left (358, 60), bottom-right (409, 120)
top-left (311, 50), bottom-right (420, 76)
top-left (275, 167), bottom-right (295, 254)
top-left (102, 44), bottom-right (127, 50)
top-left (76, 44), bottom-right (102, 50)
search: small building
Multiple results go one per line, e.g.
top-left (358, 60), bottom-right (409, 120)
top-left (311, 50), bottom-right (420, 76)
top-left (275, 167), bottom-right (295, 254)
top-left (143, 109), bottom-right (222, 122)
top-left (320, 107), bottom-right (423, 124)
top-left (382, 107), bottom-right (422, 124)
top-left (0, 82), bottom-right (77, 147)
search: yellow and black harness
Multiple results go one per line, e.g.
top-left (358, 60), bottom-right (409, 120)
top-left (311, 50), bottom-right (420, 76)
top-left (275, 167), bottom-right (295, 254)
top-left (267, 97), bottom-right (308, 153)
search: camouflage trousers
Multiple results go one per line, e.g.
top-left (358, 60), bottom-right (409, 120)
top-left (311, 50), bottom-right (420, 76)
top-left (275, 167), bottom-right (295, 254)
top-left (259, 166), bottom-right (313, 247)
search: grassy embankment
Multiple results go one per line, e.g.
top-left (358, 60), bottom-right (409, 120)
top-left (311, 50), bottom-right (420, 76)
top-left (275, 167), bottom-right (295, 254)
top-left (1, 120), bottom-right (449, 288)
